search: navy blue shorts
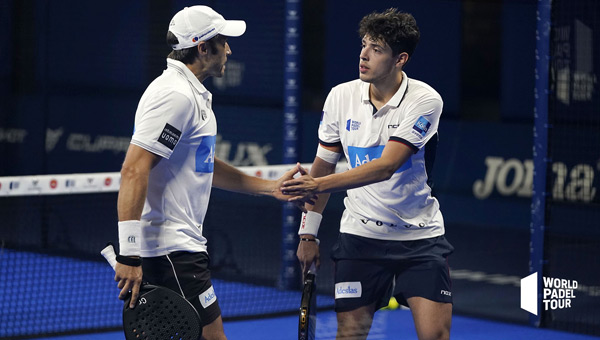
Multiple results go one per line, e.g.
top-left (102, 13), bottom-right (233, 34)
top-left (331, 233), bottom-right (454, 312)
top-left (142, 251), bottom-right (222, 325)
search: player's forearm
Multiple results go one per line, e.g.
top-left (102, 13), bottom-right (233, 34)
top-left (304, 157), bottom-right (336, 214)
top-left (212, 158), bottom-right (274, 196)
top-left (315, 157), bottom-right (397, 194)
top-left (117, 164), bottom-right (150, 221)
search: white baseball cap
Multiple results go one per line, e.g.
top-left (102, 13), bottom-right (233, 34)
top-left (168, 5), bottom-right (246, 50)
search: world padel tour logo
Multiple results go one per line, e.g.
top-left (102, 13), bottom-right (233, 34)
top-left (345, 119), bottom-right (361, 131)
top-left (521, 272), bottom-right (578, 315)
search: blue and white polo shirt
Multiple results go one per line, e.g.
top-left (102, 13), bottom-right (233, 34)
top-left (319, 72), bottom-right (445, 241)
top-left (131, 58), bottom-right (216, 257)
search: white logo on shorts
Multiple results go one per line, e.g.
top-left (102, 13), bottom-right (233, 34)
top-left (199, 285), bottom-right (217, 308)
top-left (335, 282), bottom-right (362, 299)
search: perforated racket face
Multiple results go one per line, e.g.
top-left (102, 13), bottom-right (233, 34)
top-left (123, 285), bottom-right (202, 340)
top-left (298, 273), bottom-right (317, 340)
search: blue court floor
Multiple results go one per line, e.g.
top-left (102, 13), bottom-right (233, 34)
top-left (32, 308), bottom-right (600, 340)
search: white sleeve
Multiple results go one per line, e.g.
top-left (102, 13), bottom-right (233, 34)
top-left (390, 95), bottom-right (443, 151)
top-left (131, 89), bottom-right (193, 159)
top-left (317, 89), bottom-right (341, 146)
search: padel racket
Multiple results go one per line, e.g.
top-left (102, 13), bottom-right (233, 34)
top-left (298, 263), bottom-right (317, 340)
top-left (101, 244), bottom-right (202, 340)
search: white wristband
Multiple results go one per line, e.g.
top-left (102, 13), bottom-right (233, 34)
top-left (316, 144), bottom-right (341, 164)
top-left (298, 211), bottom-right (322, 236)
top-left (118, 220), bottom-right (142, 256)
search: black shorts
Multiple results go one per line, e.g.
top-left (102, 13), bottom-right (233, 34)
top-left (142, 251), bottom-right (221, 325)
top-left (331, 233), bottom-right (454, 312)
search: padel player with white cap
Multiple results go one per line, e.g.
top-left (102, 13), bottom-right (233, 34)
top-left (113, 6), bottom-right (301, 340)
top-left (283, 9), bottom-right (454, 340)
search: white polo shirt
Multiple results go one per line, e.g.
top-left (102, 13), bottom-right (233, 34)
top-left (130, 58), bottom-right (216, 257)
top-left (319, 72), bottom-right (445, 241)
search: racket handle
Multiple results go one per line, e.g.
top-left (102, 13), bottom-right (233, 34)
top-left (308, 262), bottom-right (317, 275)
top-left (101, 243), bottom-right (118, 271)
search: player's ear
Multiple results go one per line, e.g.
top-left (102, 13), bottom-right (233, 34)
top-left (197, 41), bottom-right (208, 55)
top-left (396, 52), bottom-right (409, 68)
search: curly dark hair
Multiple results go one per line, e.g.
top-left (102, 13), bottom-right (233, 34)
top-left (358, 8), bottom-right (420, 57)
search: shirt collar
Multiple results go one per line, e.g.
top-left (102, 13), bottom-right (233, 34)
top-left (166, 58), bottom-right (210, 98)
top-left (360, 71), bottom-right (409, 108)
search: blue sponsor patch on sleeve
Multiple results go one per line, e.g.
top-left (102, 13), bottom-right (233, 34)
top-left (412, 116), bottom-right (431, 137)
top-left (195, 135), bottom-right (216, 173)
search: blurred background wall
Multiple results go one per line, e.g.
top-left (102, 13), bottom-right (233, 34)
top-left (0, 0), bottom-right (540, 231)
top-left (1, 0), bottom-right (599, 336)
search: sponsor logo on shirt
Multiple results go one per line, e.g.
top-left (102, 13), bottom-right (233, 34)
top-left (412, 116), bottom-right (431, 137)
top-left (199, 286), bottom-right (217, 308)
top-left (358, 218), bottom-right (425, 229)
top-left (347, 145), bottom-right (411, 173)
top-left (195, 135), bottom-right (216, 173)
top-left (158, 123), bottom-right (182, 150)
top-left (346, 119), bottom-right (361, 131)
top-left (335, 282), bottom-right (362, 299)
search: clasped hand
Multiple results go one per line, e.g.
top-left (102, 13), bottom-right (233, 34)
top-left (277, 163), bottom-right (319, 208)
